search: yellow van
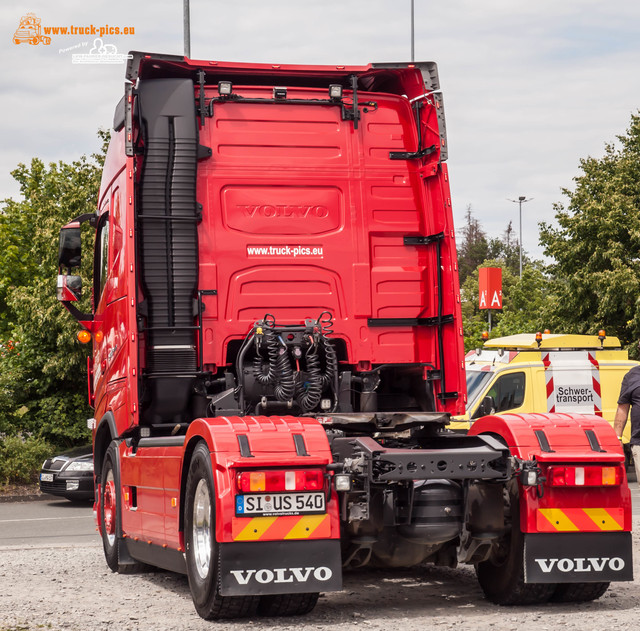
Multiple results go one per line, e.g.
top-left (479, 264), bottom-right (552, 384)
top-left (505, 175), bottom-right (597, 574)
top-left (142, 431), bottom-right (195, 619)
top-left (452, 333), bottom-right (639, 448)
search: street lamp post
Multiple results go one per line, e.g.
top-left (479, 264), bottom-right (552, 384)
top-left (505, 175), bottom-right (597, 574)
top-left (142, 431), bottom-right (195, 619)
top-left (184, 0), bottom-right (191, 58)
top-left (410, 0), bottom-right (415, 62)
top-left (507, 196), bottom-right (533, 277)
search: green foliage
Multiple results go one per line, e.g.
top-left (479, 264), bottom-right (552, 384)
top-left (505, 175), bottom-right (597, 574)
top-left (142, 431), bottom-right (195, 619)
top-left (464, 113), bottom-right (640, 355)
top-left (487, 221), bottom-right (530, 277)
top-left (539, 112), bottom-right (640, 353)
top-left (460, 212), bottom-right (547, 351)
top-left (0, 434), bottom-right (53, 485)
top-left (457, 206), bottom-right (490, 283)
top-left (0, 131), bottom-right (108, 449)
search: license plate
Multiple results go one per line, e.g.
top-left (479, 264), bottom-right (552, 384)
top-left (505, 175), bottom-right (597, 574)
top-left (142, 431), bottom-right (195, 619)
top-left (236, 492), bottom-right (325, 517)
top-left (40, 473), bottom-right (53, 482)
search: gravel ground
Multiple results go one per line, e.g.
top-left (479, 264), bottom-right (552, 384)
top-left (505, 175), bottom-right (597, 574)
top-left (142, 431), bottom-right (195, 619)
top-left (2, 519), bottom-right (640, 631)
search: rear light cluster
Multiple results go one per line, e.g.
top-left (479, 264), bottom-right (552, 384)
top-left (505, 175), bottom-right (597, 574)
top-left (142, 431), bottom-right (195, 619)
top-left (236, 469), bottom-right (324, 493)
top-left (547, 465), bottom-right (622, 487)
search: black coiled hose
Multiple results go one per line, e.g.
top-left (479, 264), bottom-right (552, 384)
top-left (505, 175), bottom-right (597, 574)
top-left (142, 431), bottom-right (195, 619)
top-left (252, 328), bottom-right (277, 385)
top-left (320, 335), bottom-right (338, 389)
top-left (251, 327), bottom-right (295, 401)
top-left (248, 314), bottom-right (338, 411)
top-left (296, 347), bottom-right (324, 411)
top-left (273, 343), bottom-right (296, 401)
top-left (317, 311), bottom-right (334, 335)
top-left (252, 354), bottom-right (272, 385)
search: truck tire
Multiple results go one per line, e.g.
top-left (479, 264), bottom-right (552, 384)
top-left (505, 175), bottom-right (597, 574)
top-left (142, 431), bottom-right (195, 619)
top-left (258, 592), bottom-right (320, 616)
top-left (475, 480), bottom-right (556, 605)
top-left (550, 582), bottom-right (610, 603)
top-left (100, 443), bottom-right (145, 574)
top-left (184, 441), bottom-right (259, 619)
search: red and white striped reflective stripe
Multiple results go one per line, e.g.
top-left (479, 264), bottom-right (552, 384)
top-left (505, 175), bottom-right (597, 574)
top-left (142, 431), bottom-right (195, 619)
top-left (542, 352), bottom-right (555, 413)
top-left (537, 507), bottom-right (623, 532)
top-left (232, 514), bottom-right (331, 541)
top-left (587, 350), bottom-right (603, 416)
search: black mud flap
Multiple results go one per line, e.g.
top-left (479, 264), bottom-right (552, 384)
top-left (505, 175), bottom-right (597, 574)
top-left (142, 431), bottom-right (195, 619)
top-left (524, 532), bottom-right (633, 583)
top-left (218, 539), bottom-right (342, 596)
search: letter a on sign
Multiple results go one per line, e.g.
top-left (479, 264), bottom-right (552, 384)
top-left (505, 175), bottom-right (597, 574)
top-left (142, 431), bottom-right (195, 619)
top-left (478, 267), bottom-right (502, 310)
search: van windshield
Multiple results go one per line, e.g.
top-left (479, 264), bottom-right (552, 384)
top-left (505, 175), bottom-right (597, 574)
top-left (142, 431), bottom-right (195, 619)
top-left (466, 370), bottom-right (493, 410)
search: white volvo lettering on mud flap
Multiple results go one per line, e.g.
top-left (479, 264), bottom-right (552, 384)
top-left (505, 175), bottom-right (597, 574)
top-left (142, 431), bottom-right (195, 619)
top-left (535, 557), bottom-right (625, 573)
top-left (229, 566), bottom-right (333, 585)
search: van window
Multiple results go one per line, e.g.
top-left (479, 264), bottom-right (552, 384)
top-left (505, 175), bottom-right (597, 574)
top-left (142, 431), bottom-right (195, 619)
top-left (489, 372), bottom-right (525, 413)
top-left (466, 370), bottom-right (493, 409)
top-left (473, 371), bottom-right (525, 418)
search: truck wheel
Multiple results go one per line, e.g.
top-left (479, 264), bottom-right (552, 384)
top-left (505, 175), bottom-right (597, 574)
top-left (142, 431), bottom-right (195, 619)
top-left (258, 593), bottom-right (320, 616)
top-left (100, 444), bottom-right (145, 574)
top-left (551, 582), bottom-right (609, 603)
top-left (185, 442), bottom-right (258, 619)
top-left (475, 481), bottom-right (556, 605)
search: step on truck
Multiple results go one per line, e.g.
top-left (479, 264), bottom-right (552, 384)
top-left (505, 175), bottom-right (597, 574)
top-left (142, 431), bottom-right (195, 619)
top-left (56, 51), bottom-right (633, 619)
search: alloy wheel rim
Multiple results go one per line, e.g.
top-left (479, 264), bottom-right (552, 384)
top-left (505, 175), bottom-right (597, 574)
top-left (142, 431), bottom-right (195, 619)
top-left (193, 478), bottom-right (211, 579)
top-left (103, 470), bottom-right (116, 546)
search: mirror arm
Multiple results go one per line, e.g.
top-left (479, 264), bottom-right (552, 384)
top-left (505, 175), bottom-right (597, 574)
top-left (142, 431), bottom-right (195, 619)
top-left (62, 301), bottom-right (94, 331)
top-left (63, 212), bottom-right (97, 230)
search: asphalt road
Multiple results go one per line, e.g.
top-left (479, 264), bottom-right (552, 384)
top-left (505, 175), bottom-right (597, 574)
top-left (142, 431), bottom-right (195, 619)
top-left (1, 485), bottom-right (639, 549)
top-left (0, 497), bottom-right (98, 548)
top-left (2, 489), bottom-right (640, 631)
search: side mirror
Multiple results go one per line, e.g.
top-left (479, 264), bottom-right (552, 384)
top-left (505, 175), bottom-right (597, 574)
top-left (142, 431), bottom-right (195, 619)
top-left (56, 213), bottom-right (95, 329)
top-left (475, 395), bottom-right (496, 418)
top-left (57, 274), bottom-right (82, 302)
top-left (58, 225), bottom-right (81, 270)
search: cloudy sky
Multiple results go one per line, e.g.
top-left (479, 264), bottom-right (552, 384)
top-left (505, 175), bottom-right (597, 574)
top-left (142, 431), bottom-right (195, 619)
top-left (2, 1), bottom-right (639, 258)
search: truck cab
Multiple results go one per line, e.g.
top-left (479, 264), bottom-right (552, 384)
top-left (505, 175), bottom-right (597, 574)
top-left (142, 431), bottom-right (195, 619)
top-left (55, 52), bottom-right (633, 619)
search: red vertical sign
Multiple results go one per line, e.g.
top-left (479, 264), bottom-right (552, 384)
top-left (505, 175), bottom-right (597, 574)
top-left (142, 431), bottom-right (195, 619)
top-left (479, 267), bottom-right (502, 309)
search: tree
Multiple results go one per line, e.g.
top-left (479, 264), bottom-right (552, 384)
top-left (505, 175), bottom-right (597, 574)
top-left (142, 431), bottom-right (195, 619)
top-left (457, 205), bottom-right (490, 283)
top-left (487, 221), bottom-right (528, 277)
top-left (0, 132), bottom-right (108, 446)
top-left (539, 112), bottom-right (640, 352)
top-left (492, 262), bottom-right (550, 336)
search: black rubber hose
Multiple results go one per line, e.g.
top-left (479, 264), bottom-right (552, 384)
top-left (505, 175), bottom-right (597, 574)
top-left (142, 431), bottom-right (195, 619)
top-left (320, 335), bottom-right (338, 389)
top-left (297, 348), bottom-right (323, 411)
top-left (273, 342), bottom-right (296, 402)
top-left (253, 328), bottom-right (277, 385)
top-left (235, 332), bottom-right (255, 413)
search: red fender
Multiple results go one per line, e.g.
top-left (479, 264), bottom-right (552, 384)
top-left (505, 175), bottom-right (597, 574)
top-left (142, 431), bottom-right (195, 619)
top-left (184, 415), bottom-right (340, 543)
top-left (469, 413), bottom-right (632, 533)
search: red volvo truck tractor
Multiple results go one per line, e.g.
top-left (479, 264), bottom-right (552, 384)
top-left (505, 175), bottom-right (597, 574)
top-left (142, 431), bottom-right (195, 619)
top-left (56, 51), bottom-right (632, 619)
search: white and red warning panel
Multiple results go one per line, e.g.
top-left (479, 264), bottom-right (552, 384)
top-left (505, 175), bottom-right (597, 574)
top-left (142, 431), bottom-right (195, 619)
top-left (542, 351), bottom-right (602, 416)
top-left (478, 267), bottom-right (502, 310)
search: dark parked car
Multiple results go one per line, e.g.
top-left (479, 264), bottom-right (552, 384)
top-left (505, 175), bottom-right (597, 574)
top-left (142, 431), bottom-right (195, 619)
top-left (39, 445), bottom-right (94, 501)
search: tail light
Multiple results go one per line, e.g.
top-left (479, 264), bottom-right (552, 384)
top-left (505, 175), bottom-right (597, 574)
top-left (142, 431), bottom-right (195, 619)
top-left (236, 469), bottom-right (324, 493)
top-left (547, 465), bottom-right (622, 487)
